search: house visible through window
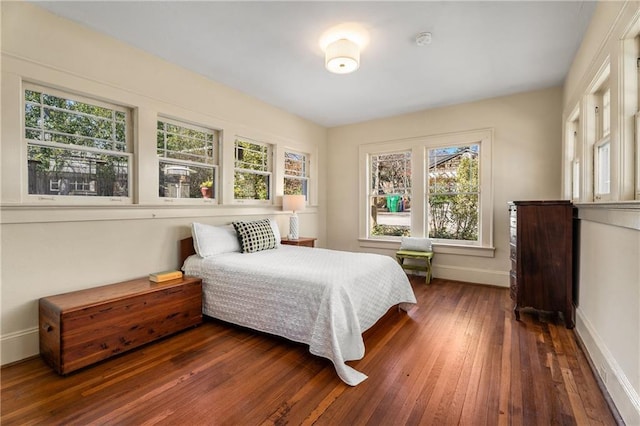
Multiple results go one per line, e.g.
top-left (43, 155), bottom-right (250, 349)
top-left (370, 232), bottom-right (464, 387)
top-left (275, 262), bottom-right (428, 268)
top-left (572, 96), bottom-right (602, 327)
top-left (24, 84), bottom-right (131, 199)
top-left (234, 138), bottom-right (272, 201)
top-left (284, 150), bottom-right (309, 199)
top-left (369, 151), bottom-right (412, 237)
top-left (428, 145), bottom-right (480, 242)
top-left (157, 118), bottom-right (218, 200)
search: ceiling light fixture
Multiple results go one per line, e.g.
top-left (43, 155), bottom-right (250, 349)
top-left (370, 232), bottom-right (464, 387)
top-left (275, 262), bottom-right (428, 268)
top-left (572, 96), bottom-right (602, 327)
top-left (325, 38), bottom-right (360, 74)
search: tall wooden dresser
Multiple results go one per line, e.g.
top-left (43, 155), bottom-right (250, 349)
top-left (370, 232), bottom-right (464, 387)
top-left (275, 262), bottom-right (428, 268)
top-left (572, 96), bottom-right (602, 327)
top-left (508, 200), bottom-right (575, 328)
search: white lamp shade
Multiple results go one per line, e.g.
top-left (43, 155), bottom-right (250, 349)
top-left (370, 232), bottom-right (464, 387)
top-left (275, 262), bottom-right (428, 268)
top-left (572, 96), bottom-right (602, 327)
top-left (325, 38), bottom-right (360, 74)
top-left (283, 194), bottom-right (306, 212)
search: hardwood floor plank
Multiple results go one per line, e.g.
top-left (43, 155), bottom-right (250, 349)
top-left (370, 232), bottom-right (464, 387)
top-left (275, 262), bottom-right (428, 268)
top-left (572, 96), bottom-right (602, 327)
top-left (1, 277), bottom-right (618, 426)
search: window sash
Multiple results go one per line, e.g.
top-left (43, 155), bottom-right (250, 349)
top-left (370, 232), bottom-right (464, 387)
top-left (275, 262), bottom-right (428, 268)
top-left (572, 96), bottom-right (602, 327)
top-left (426, 144), bottom-right (480, 244)
top-left (234, 138), bottom-right (272, 201)
top-left (284, 151), bottom-right (309, 199)
top-left (368, 150), bottom-right (412, 239)
top-left (594, 138), bottom-right (611, 198)
top-left (157, 118), bottom-right (218, 166)
top-left (23, 84), bottom-right (132, 201)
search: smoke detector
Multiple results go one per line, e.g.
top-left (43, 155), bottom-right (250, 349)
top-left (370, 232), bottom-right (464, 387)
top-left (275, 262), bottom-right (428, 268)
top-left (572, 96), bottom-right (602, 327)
top-left (415, 32), bottom-right (432, 46)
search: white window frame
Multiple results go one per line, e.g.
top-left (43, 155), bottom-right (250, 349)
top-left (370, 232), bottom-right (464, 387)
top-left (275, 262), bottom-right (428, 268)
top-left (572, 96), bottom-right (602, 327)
top-left (359, 128), bottom-right (493, 256)
top-left (367, 150), bottom-right (412, 240)
top-left (157, 116), bottom-right (220, 204)
top-left (23, 83), bottom-right (133, 205)
top-left (283, 150), bottom-right (310, 201)
top-left (233, 137), bottom-right (273, 204)
top-left (426, 143), bottom-right (480, 246)
top-left (593, 83), bottom-right (611, 201)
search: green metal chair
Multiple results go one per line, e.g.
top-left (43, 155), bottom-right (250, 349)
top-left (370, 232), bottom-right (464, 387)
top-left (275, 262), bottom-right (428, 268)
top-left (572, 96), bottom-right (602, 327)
top-left (396, 250), bottom-right (434, 283)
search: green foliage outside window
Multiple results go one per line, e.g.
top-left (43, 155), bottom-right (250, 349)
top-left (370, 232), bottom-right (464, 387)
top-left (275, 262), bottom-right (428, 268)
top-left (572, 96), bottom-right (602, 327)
top-left (234, 139), bottom-right (271, 200)
top-left (24, 88), bottom-right (129, 197)
top-left (428, 147), bottom-right (479, 241)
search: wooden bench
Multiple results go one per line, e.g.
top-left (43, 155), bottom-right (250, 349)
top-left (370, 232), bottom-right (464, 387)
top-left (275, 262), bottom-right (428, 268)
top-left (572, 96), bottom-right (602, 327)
top-left (396, 250), bottom-right (434, 283)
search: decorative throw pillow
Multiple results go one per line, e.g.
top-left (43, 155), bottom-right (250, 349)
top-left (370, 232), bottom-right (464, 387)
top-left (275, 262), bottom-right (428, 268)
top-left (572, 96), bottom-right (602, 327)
top-left (233, 219), bottom-right (278, 253)
top-left (191, 223), bottom-right (241, 257)
top-left (400, 236), bottom-right (433, 252)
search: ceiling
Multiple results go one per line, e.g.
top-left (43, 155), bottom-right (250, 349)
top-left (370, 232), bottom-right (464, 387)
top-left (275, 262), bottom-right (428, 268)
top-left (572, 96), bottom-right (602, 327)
top-left (33, 1), bottom-right (596, 128)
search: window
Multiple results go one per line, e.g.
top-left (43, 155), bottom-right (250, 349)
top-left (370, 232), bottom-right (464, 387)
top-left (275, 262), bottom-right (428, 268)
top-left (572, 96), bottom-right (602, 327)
top-left (369, 151), bottom-right (412, 237)
top-left (284, 150), bottom-right (309, 199)
top-left (157, 118), bottom-right (218, 200)
top-left (361, 129), bottom-right (493, 251)
top-left (24, 84), bottom-right (131, 200)
top-left (594, 85), bottom-right (611, 200)
top-left (566, 111), bottom-right (581, 201)
top-left (427, 145), bottom-right (479, 242)
top-left (234, 138), bottom-right (272, 201)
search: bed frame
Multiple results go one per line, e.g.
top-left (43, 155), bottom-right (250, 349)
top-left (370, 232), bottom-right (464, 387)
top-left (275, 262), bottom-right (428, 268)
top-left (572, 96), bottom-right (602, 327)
top-left (179, 237), bottom-right (196, 267)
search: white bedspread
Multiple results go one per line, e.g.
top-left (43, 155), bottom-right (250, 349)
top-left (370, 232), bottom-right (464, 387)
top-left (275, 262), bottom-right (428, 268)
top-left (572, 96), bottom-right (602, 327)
top-left (183, 246), bottom-right (417, 386)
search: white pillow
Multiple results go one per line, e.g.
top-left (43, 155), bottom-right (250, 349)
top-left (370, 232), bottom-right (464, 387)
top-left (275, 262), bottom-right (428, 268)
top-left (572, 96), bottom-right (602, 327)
top-left (191, 223), bottom-right (241, 257)
top-left (269, 218), bottom-right (282, 247)
top-left (400, 237), bottom-right (432, 252)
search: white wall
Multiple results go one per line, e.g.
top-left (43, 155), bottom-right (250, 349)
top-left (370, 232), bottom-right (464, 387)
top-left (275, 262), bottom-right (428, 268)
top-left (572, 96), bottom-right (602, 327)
top-left (562, 1), bottom-right (640, 424)
top-left (326, 87), bottom-right (564, 286)
top-left (0, 2), bottom-right (327, 364)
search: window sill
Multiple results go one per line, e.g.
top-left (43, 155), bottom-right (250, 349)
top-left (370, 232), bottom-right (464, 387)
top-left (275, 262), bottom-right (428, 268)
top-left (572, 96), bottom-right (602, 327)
top-left (0, 204), bottom-right (319, 224)
top-left (358, 238), bottom-right (495, 258)
top-left (574, 201), bottom-right (640, 231)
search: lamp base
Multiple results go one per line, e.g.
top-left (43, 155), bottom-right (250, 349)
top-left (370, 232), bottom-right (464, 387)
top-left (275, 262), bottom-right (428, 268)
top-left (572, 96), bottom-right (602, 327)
top-left (289, 215), bottom-right (299, 240)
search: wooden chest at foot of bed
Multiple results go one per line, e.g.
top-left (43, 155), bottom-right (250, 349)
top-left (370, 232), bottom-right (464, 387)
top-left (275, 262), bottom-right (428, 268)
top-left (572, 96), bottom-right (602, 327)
top-left (39, 276), bottom-right (202, 375)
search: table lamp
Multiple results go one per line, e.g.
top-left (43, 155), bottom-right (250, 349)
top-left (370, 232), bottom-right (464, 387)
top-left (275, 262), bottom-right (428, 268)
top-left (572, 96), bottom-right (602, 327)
top-left (282, 194), bottom-right (306, 240)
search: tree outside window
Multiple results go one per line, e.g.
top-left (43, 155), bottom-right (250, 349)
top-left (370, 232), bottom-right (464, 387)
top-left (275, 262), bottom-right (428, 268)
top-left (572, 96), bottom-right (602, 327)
top-left (157, 118), bottom-right (218, 200)
top-left (234, 139), bottom-right (272, 200)
top-left (428, 145), bottom-right (479, 241)
top-left (24, 86), bottom-right (131, 198)
top-left (284, 151), bottom-right (309, 199)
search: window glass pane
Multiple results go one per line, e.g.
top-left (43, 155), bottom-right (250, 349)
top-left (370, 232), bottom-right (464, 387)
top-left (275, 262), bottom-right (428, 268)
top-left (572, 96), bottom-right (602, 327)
top-left (369, 151), bottom-right (411, 238)
top-left (234, 138), bottom-right (271, 200)
top-left (285, 151), bottom-right (306, 177)
top-left (159, 161), bottom-right (215, 199)
top-left (235, 140), bottom-right (268, 171)
top-left (25, 90), bottom-right (127, 152)
top-left (284, 177), bottom-right (308, 196)
top-left (234, 171), bottom-right (269, 200)
top-left (602, 88), bottom-right (610, 136)
top-left (427, 145), bottom-right (479, 242)
top-left (27, 145), bottom-right (128, 196)
top-left (284, 151), bottom-right (309, 198)
top-left (596, 141), bottom-right (610, 194)
top-left (428, 194), bottom-right (478, 240)
top-left (157, 120), bottom-right (216, 165)
top-left (370, 152), bottom-right (411, 195)
top-left (572, 160), bottom-right (580, 199)
top-left (370, 195), bottom-right (411, 237)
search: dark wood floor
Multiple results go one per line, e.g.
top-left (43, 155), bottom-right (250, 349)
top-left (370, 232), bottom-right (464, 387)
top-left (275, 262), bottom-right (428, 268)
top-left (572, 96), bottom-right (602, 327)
top-left (2, 277), bottom-right (618, 425)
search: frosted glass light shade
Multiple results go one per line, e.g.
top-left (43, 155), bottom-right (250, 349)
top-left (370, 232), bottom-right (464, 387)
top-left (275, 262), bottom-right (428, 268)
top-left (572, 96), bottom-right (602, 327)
top-left (325, 38), bottom-right (360, 74)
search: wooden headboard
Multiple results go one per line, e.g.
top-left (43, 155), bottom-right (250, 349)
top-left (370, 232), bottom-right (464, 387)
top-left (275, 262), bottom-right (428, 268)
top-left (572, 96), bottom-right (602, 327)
top-left (179, 237), bottom-right (196, 267)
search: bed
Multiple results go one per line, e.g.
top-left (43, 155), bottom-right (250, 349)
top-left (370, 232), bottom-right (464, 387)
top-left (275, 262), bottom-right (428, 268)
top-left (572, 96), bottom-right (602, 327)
top-left (179, 222), bottom-right (417, 386)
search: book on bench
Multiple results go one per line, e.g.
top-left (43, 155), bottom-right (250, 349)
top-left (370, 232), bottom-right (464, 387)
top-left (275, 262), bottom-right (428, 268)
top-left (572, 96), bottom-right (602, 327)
top-left (149, 270), bottom-right (183, 282)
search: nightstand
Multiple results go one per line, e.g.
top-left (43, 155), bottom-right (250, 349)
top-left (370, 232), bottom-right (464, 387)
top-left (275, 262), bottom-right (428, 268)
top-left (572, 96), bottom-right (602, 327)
top-left (281, 237), bottom-right (317, 248)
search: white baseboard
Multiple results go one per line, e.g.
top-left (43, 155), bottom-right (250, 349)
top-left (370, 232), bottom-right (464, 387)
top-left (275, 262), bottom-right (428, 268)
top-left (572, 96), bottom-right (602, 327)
top-left (575, 308), bottom-right (640, 425)
top-left (432, 264), bottom-right (509, 287)
top-left (1, 327), bottom-right (39, 366)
